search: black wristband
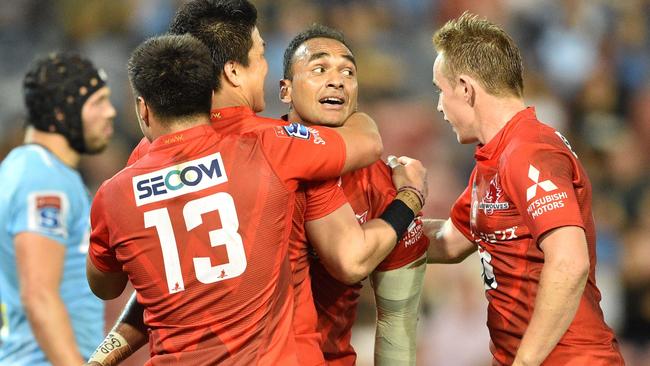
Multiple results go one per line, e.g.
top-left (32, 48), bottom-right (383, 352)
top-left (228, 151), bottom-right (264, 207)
top-left (379, 199), bottom-right (415, 240)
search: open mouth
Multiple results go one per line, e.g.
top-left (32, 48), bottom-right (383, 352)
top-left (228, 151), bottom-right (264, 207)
top-left (319, 97), bottom-right (345, 105)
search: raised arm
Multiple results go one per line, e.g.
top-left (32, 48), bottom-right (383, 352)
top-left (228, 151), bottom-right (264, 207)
top-left (306, 156), bottom-right (427, 284)
top-left (335, 112), bottom-right (383, 174)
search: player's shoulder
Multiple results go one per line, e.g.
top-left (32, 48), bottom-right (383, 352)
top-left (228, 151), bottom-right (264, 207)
top-left (3, 145), bottom-right (80, 189)
top-left (255, 114), bottom-right (286, 127)
top-left (5, 145), bottom-right (55, 171)
top-left (506, 117), bottom-right (568, 156)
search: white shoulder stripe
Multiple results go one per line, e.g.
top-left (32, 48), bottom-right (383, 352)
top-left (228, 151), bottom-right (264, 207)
top-left (26, 145), bottom-right (54, 168)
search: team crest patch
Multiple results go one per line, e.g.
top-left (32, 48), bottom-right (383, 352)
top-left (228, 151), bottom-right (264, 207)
top-left (478, 175), bottom-right (510, 215)
top-left (283, 122), bottom-right (310, 139)
top-left (28, 192), bottom-right (68, 237)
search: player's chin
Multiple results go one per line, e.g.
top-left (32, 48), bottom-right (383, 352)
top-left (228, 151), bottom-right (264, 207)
top-left (317, 110), bottom-right (348, 127)
top-left (85, 136), bottom-right (111, 154)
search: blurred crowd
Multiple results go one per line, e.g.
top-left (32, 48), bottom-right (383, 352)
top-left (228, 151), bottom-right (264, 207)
top-left (1, 1), bottom-right (648, 365)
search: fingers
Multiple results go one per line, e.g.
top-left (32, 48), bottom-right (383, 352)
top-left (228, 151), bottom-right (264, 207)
top-left (397, 156), bottom-right (415, 166)
top-left (387, 155), bottom-right (401, 169)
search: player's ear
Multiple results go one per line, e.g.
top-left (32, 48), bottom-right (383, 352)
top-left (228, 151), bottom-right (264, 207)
top-left (458, 74), bottom-right (475, 106)
top-left (279, 79), bottom-right (292, 104)
top-left (136, 97), bottom-right (150, 127)
top-left (223, 61), bottom-right (242, 87)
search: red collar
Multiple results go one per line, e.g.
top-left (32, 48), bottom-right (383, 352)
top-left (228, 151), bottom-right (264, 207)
top-left (474, 107), bottom-right (536, 161)
top-left (210, 106), bottom-right (255, 122)
top-left (149, 124), bottom-right (214, 152)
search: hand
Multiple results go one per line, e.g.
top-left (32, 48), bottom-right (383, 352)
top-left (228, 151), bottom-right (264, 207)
top-left (387, 155), bottom-right (428, 201)
top-left (82, 362), bottom-right (102, 366)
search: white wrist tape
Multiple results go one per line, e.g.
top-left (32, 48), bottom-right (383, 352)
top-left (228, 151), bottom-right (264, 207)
top-left (87, 331), bottom-right (131, 366)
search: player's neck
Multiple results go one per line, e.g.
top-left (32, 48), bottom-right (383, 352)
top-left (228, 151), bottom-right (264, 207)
top-left (286, 109), bottom-right (308, 126)
top-left (24, 126), bottom-right (80, 168)
top-left (212, 85), bottom-right (253, 111)
top-left (150, 114), bottom-right (211, 140)
top-left (475, 95), bottom-right (526, 145)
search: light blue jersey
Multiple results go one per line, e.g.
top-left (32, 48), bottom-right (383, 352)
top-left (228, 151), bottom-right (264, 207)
top-left (0, 145), bottom-right (104, 365)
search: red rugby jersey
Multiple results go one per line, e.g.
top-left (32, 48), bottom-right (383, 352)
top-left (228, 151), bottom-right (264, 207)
top-left (125, 107), bottom-right (347, 365)
top-left (90, 112), bottom-right (347, 365)
top-left (450, 107), bottom-right (623, 365)
top-left (310, 160), bottom-right (430, 366)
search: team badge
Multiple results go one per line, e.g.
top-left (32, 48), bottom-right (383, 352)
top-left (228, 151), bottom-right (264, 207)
top-left (478, 175), bottom-right (510, 215)
top-left (28, 192), bottom-right (68, 237)
top-left (283, 122), bottom-right (311, 139)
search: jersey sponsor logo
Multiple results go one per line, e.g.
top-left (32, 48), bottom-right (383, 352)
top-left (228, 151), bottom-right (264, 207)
top-left (478, 246), bottom-right (497, 290)
top-left (526, 165), bottom-right (558, 201)
top-left (478, 175), bottom-right (510, 215)
top-left (306, 127), bottom-right (326, 145)
top-left (526, 192), bottom-right (568, 219)
top-left (401, 215), bottom-right (425, 248)
top-left (133, 153), bottom-right (228, 206)
top-left (277, 123), bottom-right (327, 145)
top-left (355, 210), bottom-right (369, 224)
top-left (27, 192), bottom-right (68, 237)
top-left (476, 226), bottom-right (518, 244)
top-left (283, 122), bottom-right (311, 139)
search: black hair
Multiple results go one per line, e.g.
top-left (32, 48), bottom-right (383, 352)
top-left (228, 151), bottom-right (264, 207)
top-left (283, 23), bottom-right (353, 80)
top-left (127, 34), bottom-right (216, 120)
top-left (169, 0), bottom-right (258, 91)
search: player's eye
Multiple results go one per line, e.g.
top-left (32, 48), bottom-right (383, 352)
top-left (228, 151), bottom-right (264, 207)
top-left (312, 66), bottom-right (325, 73)
top-left (342, 68), bottom-right (354, 77)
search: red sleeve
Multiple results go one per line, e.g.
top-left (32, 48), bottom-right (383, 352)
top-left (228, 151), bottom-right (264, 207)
top-left (364, 162), bottom-right (429, 271)
top-left (450, 168), bottom-right (476, 243)
top-left (126, 137), bottom-right (151, 166)
top-left (88, 186), bottom-right (122, 273)
top-left (258, 122), bottom-right (346, 190)
top-left (500, 144), bottom-right (584, 241)
top-left (304, 179), bottom-right (348, 221)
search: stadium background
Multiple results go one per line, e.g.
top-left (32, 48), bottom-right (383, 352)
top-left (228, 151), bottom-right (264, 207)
top-left (0, 1), bottom-right (648, 365)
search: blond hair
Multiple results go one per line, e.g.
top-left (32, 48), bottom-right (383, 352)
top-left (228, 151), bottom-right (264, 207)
top-left (432, 12), bottom-right (523, 98)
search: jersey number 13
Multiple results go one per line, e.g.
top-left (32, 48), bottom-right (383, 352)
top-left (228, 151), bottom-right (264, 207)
top-left (144, 192), bottom-right (247, 294)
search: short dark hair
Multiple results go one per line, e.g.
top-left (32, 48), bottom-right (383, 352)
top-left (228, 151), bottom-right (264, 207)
top-left (127, 34), bottom-right (216, 120)
top-left (283, 24), bottom-right (353, 80)
top-left (169, 0), bottom-right (257, 91)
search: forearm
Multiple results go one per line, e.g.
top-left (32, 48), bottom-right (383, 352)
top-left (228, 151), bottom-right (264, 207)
top-left (424, 219), bottom-right (474, 264)
top-left (513, 262), bottom-right (588, 365)
top-left (87, 293), bottom-right (148, 366)
top-left (338, 112), bottom-right (383, 173)
top-left (24, 292), bottom-right (84, 365)
top-left (343, 190), bottom-right (423, 283)
top-left (344, 219), bottom-right (398, 281)
top-left (370, 255), bottom-right (426, 365)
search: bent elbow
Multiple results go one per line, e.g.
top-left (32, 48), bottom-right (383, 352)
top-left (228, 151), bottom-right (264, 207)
top-left (329, 261), bottom-right (368, 285)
